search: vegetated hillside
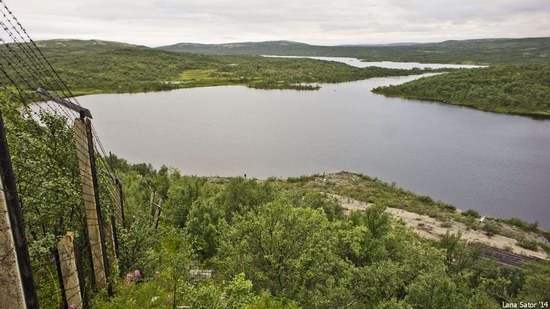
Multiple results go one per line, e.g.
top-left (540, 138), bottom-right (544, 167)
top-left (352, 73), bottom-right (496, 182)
top-left (35, 39), bottom-right (147, 51)
top-left (372, 65), bottom-right (550, 117)
top-left (97, 158), bottom-right (549, 308)
top-left (1, 39), bottom-right (437, 95)
top-left (158, 37), bottom-right (550, 65)
top-left (3, 89), bottom-right (549, 308)
top-left (158, 40), bottom-right (317, 55)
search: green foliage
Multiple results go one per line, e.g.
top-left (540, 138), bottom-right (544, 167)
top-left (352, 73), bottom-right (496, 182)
top-left (245, 292), bottom-right (300, 309)
top-left (516, 237), bottom-right (539, 251)
top-left (158, 37), bottom-right (550, 65)
top-left (300, 192), bottom-right (344, 221)
top-left (519, 261), bottom-right (550, 302)
top-left (352, 261), bottom-right (406, 303)
top-left (92, 277), bottom-right (172, 308)
top-left (118, 218), bottom-right (161, 275)
top-left (373, 65), bottom-right (550, 117)
top-left (437, 232), bottom-right (482, 273)
top-left (24, 155), bottom-right (543, 308)
top-left (1, 99), bottom-right (86, 307)
top-left (405, 272), bottom-right (467, 309)
top-left (463, 209), bottom-right (480, 218)
top-left (224, 273), bottom-right (257, 309)
top-left (216, 177), bottom-right (277, 219)
top-left (482, 222), bottom-right (502, 237)
top-left (215, 199), bottom-right (349, 306)
top-left (3, 98), bottom-right (544, 307)
top-left (186, 196), bottom-right (226, 260)
top-left (500, 217), bottom-right (539, 233)
top-left (164, 175), bottom-right (207, 228)
top-left (286, 172), bottom-right (458, 224)
top-left (0, 39), bottom-right (437, 95)
top-left (180, 273), bottom-right (258, 308)
top-left (182, 282), bottom-right (225, 309)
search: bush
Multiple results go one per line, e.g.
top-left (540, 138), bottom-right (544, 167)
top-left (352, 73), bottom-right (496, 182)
top-left (439, 203), bottom-right (456, 212)
top-left (286, 174), bottom-right (319, 183)
top-left (482, 222), bottom-right (501, 237)
top-left (463, 209), bottom-right (480, 218)
top-left (502, 217), bottom-right (539, 233)
top-left (517, 238), bottom-right (539, 251)
top-left (418, 195), bottom-right (434, 204)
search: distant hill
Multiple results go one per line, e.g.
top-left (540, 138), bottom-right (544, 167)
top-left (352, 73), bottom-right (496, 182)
top-left (157, 40), bottom-right (322, 55)
top-left (34, 39), bottom-right (148, 52)
top-left (1, 39), bottom-right (436, 95)
top-left (157, 37), bottom-right (550, 65)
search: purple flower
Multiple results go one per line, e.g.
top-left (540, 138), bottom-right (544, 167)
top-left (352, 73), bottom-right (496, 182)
top-left (134, 269), bottom-right (141, 278)
top-left (125, 273), bottom-right (133, 284)
top-left (69, 304), bottom-right (77, 309)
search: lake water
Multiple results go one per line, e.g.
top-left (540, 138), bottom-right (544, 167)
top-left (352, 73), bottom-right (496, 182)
top-left (262, 55), bottom-right (484, 69)
top-left (74, 60), bottom-right (550, 227)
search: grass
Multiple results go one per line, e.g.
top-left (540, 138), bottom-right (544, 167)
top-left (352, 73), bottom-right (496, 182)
top-left (176, 69), bottom-right (239, 88)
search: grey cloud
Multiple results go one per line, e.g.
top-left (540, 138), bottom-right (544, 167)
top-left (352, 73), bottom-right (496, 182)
top-left (6, 0), bottom-right (550, 46)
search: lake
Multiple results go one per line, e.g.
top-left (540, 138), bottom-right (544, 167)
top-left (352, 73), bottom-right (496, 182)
top-left (75, 59), bottom-right (550, 227)
top-left (262, 55), bottom-right (484, 69)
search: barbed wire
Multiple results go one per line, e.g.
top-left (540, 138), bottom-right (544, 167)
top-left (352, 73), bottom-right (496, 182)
top-left (1, 1), bottom-right (125, 306)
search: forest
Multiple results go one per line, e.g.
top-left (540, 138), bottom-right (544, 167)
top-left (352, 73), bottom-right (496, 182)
top-left (2, 94), bottom-right (549, 308)
top-left (372, 65), bottom-right (550, 117)
top-left (0, 39), bottom-right (437, 95)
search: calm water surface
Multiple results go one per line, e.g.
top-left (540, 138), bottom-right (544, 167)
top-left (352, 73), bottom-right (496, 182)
top-left (263, 55), bottom-right (484, 69)
top-left (76, 62), bottom-right (550, 227)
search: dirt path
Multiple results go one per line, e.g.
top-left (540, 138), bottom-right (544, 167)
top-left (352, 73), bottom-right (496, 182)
top-left (328, 193), bottom-right (547, 260)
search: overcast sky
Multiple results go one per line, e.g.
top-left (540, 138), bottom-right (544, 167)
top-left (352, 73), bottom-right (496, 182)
top-left (6, 0), bottom-right (550, 46)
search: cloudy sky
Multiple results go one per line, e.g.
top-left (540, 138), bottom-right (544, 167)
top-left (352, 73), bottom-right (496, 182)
top-left (6, 0), bottom-right (550, 46)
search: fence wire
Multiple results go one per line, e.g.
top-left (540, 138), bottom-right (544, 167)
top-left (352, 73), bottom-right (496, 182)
top-left (0, 1), bottom-right (125, 307)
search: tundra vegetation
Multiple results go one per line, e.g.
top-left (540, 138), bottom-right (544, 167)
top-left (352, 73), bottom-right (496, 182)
top-left (0, 39), bottom-right (439, 95)
top-left (4, 39), bottom-right (549, 117)
top-left (4, 93), bottom-right (547, 307)
top-left (373, 65), bottom-right (550, 117)
top-left (2, 37), bottom-right (550, 307)
top-left (158, 37), bottom-right (550, 65)
top-left (94, 159), bottom-right (550, 308)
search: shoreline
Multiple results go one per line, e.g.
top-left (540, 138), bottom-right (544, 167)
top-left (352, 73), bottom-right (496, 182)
top-left (209, 171), bottom-right (548, 232)
top-left (372, 90), bottom-right (550, 120)
top-left (208, 171), bottom-right (549, 259)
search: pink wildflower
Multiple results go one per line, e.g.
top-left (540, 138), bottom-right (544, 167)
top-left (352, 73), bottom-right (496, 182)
top-left (134, 269), bottom-right (141, 278)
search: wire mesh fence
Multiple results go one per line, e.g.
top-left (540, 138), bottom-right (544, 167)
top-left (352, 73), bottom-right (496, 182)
top-left (0, 1), bottom-right (125, 307)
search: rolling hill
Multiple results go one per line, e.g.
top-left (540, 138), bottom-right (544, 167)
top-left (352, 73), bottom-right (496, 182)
top-left (157, 37), bottom-right (550, 65)
top-left (0, 39), bottom-right (436, 95)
